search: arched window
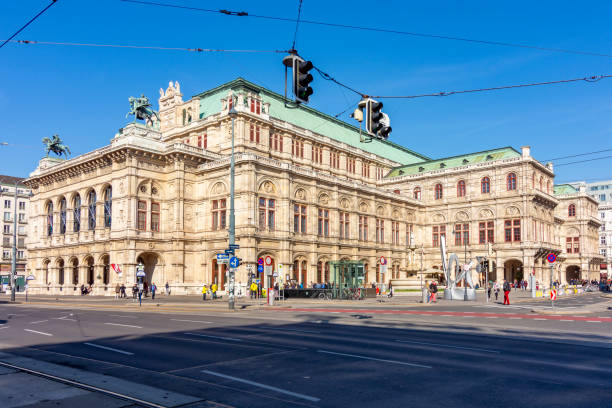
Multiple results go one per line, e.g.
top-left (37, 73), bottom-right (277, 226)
top-left (59, 198), bottom-right (67, 234)
top-left (103, 186), bottom-right (112, 228)
top-left (73, 194), bottom-right (81, 232)
top-left (413, 187), bottom-right (421, 200)
top-left (507, 173), bottom-right (517, 191)
top-left (434, 183), bottom-right (443, 200)
top-left (46, 202), bottom-right (53, 236)
top-left (481, 177), bottom-right (490, 194)
top-left (539, 176), bottom-right (543, 191)
top-left (547, 180), bottom-right (550, 194)
top-left (457, 180), bottom-right (466, 197)
top-left (568, 204), bottom-right (576, 217)
top-left (88, 190), bottom-right (96, 230)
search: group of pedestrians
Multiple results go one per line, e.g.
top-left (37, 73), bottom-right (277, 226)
top-left (423, 280), bottom-right (438, 303)
top-left (201, 283), bottom-right (218, 301)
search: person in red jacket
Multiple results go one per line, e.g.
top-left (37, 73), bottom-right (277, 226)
top-left (503, 279), bottom-right (511, 305)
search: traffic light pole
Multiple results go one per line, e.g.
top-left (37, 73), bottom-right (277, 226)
top-left (10, 181), bottom-right (17, 302)
top-left (228, 107), bottom-right (237, 311)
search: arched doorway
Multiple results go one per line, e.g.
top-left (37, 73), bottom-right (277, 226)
top-left (566, 265), bottom-right (581, 282)
top-left (504, 259), bottom-right (523, 282)
top-left (84, 256), bottom-right (94, 285)
top-left (57, 259), bottom-right (65, 285)
top-left (210, 259), bottom-right (227, 289)
top-left (42, 259), bottom-right (50, 285)
top-left (292, 259), bottom-right (307, 286)
top-left (137, 252), bottom-right (161, 287)
top-left (360, 261), bottom-right (369, 284)
top-left (70, 258), bottom-right (78, 285)
top-left (101, 254), bottom-right (110, 285)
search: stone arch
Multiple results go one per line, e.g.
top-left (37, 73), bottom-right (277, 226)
top-left (359, 259), bottom-right (370, 283)
top-left (210, 181), bottom-right (228, 196)
top-left (565, 265), bottom-right (581, 282)
top-left (392, 208), bottom-right (400, 219)
top-left (83, 255), bottom-right (95, 285)
top-left (42, 258), bottom-right (51, 285)
top-left (505, 206), bottom-right (521, 217)
top-left (292, 254), bottom-right (308, 284)
top-left (316, 257), bottom-right (331, 284)
top-left (339, 197), bottom-right (351, 210)
top-left (455, 211), bottom-right (470, 221)
top-left (503, 259), bottom-right (523, 282)
top-left (566, 227), bottom-right (580, 236)
top-left (257, 179), bottom-right (278, 195)
top-left (99, 254), bottom-right (110, 285)
top-left (478, 208), bottom-right (494, 219)
top-left (56, 258), bottom-right (65, 285)
top-left (358, 201), bottom-right (369, 213)
top-left (376, 205), bottom-right (386, 217)
top-left (317, 192), bottom-right (330, 205)
top-left (294, 187), bottom-right (308, 201)
top-left (136, 252), bottom-right (163, 288)
top-left (68, 256), bottom-right (79, 285)
top-left (432, 213), bottom-right (446, 223)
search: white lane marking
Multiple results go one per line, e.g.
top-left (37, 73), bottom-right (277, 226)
top-left (262, 327), bottom-right (321, 334)
top-left (30, 320), bottom-right (49, 324)
top-left (317, 350), bottom-right (432, 368)
top-left (586, 321), bottom-right (601, 323)
top-left (485, 316), bottom-right (498, 319)
top-left (461, 316), bottom-right (474, 318)
top-left (109, 315), bottom-right (138, 319)
top-left (534, 318), bottom-right (547, 321)
top-left (509, 317), bottom-right (522, 319)
top-left (396, 339), bottom-right (501, 354)
top-left (439, 315), bottom-right (453, 317)
top-left (201, 370), bottom-right (320, 402)
top-left (184, 332), bottom-right (242, 342)
top-left (560, 319), bottom-right (572, 322)
top-left (54, 317), bottom-right (77, 322)
top-left (0, 326), bottom-right (9, 330)
top-left (84, 342), bottom-right (134, 355)
top-left (104, 323), bottom-right (143, 329)
top-left (24, 329), bottom-right (52, 336)
top-left (171, 319), bottom-right (213, 324)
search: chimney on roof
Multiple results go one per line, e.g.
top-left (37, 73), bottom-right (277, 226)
top-left (521, 146), bottom-right (530, 158)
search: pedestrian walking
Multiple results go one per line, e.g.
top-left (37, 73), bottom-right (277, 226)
top-left (165, 282), bottom-right (170, 296)
top-left (494, 281), bottom-right (500, 301)
top-left (120, 283), bottom-right (126, 298)
top-left (487, 281), bottom-right (492, 301)
top-left (503, 279), bottom-right (511, 305)
top-left (202, 284), bottom-right (208, 301)
top-left (115, 283), bottom-right (120, 299)
top-left (138, 287), bottom-right (143, 307)
top-left (429, 281), bottom-right (438, 303)
top-left (211, 283), bottom-right (218, 300)
top-left (250, 282), bottom-right (257, 299)
top-left (388, 283), bottom-right (394, 298)
top-left (151, 283), bottom-right (157, 300)
top-left (423, 280), bottom-right (430, 303)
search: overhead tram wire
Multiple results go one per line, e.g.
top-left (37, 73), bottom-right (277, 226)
top-left (542, 148), bottom-right (612, 162)
top-left (0, 0), bottom-right (59, 50)
top-left (7, 39), bottom-right (289, 53)
top-left (120, 0), bottom-right (612, 59)
top-left (555, 154), bottom-right (612, 167)
top-left (291, 0), bottom-right (304, 51)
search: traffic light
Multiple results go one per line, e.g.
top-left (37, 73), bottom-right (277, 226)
top-left (293, 58), bottom-right (314, 103)
top-left (364, 99), bottom-right (392, 139)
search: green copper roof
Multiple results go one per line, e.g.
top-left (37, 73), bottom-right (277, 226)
top-left (194, 78), bottom-right (429, 164)
top-left (553, 184), bottom-right (578, 195)
top-left (385, 146), bottom-right (521, 178)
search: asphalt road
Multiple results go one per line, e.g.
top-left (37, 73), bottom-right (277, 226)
top-left (0, 297), bottom-right (611, 408)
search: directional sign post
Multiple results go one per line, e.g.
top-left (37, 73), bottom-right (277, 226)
top-left (547, 253), bottom-right (556, 309)
top-left (229, 257), bottom-right (240, 268)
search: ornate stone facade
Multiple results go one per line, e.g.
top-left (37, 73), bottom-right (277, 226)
top-left (24, 78), bottom-right (602, 295)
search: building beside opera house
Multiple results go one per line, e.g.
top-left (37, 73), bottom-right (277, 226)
top-left (24, 78), bottom-right (603, 295)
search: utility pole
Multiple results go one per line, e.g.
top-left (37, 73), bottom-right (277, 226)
top-left (10, 181), bottom-right (18, 302)
top-left (228, 105), bottom-right (237, 311)
top-left (420, 245), bottom-right (425, 303)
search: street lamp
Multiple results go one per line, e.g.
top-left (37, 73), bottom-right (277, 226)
top-left (228, 104), bottom-right (237, 311)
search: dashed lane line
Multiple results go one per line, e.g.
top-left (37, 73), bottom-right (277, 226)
top-left (201, 370), bottom-right (320, 402)
top-left (84, 342), bottom-right (134, 355)
top-left (104, 323), bottom-right (143, 329)
top-left (171, 319), bottom-right (213, 324)
top-left (29, 320), bottom-right (49, 324)
top-left (183, 332), bottom-right (242, 342)
top-left (317, 350), bottom-right (432, 368)
top-left (24, 329), bottom-right (52, 336)
top-left (396, 339), bottom-right (500, 354)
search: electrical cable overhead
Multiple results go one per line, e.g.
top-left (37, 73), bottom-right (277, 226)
top-left (7, 39), bottom-right (289, 53)
top-left (0, 0), bottom-right (59, 50)
top-left (542, 148), bottom-right (612, 162)
top-left (555, 154), bottom-right (612, 167)
top-left (291, 0), bottom-right (303, 50)
top-left (371, 75), bottom-right (612, 99)
top-left (312, 66), bottom-right (365, 97)
top-left (121, 0), bottom-right (612, 59)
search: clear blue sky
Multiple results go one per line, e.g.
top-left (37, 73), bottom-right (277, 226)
top-left (1, 0), bottom-right (611, 184)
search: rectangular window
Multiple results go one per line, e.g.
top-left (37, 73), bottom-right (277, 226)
top-left (270, 132), bottom-right (283, 152)
top-left (212, 199), bottom-right (226, 230)
top-left (294, 204), bottom-right (307, 234)
top-left (3, 225), bottom-right (9, 234)
top-left (573, 237), bottom-right (579, 253)
top-left (347, 157), bottom-right (356, 174)
top-left (454, 223), bottom-right (469, 245)
top-left (150, 202), bottom-right (159, 231)
top-left (406, 223), bottom-right (413, 246)
top-left (18, 213), bottom-right (25, 222)
top-left (479, 221), bottom-right (494, 244)
top-left (2, 250), bottom-right (9, 259)
top-left (318, 209), bottom-right (329, 237)
top-left (433, 226), bottom-right (439, 247)
top-left (4, 200), bottom-right (10, 209)
top-left (292, 139), bottom-right (304, 158)
top-left (249, 124), bottom-right (260, 143)
top-left (359, 215), bottom-right (368, 241)
top-left (3, 237), bottom-right (8, 246)
top-left (312, 146), bottom-right (323, 164)
top-left (376, 167), bottom-right (384, 180)
top-left (259, 198), bottom-right (275, 230)
top-left (391, 221), bottom-right (399, 244)
top-left (228, 96), bottom-right (233, 111)
top-left (330, 151), bottom-right (339, 169)
top-left (362, 163), bottom-right (370, 178)
top-left (17, 237), bottom-right (24, 248)
top-left (3, 212), bottom-right (9, 222)
top-left (376, 219), bottom-right (385, 243)
top-left (137, 201), bottom-right (146, 230)
top-left (339, 212), bottom-right (349, 239)
top-left (601, 235), bottom-right (607, 245)
top-left (505, 219), bottom-right (521, 242)
top-left (18, 226), bottom-right (24, 235)
top-left (17, 250), bottom-right (24, 259)
top-left (19, 201), bottom-right (25, 210)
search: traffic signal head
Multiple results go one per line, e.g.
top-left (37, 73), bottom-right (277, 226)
top-left (293, 58), bottom-right (314, 103)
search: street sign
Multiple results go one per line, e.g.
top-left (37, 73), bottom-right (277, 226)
top-left (547, 253), bottom-right (556, 263)
top-left (265, 256), bottom-right (273, 266)
top-left (246, 264), bottom-right (254, 271)
top-left (550, 289), bottom-right (557, 301)
top-left (26, 274), bottom-right (36, 281)
top-left (380, 256), bottom-right (387, 265)
top-left (217, 254), bottom-right (229, 260)
top-left (229, 257), bottom-right (240, 268)
top-left (258, 258), bottom-right (264, 265)
top-left (257, 265), bottom-right (264, 273)
top-left (229, 244), bottom-right (240, 249)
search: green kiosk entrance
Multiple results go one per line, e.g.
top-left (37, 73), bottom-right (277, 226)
top-left (330, 261), bottom-right (375, 299)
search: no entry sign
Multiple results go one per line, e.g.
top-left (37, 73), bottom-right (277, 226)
top-left (380, 256), bottom-right (387, 265)
top-left (265, 256), bottom-right (273, 266)
top-left (547, 253), bottom-right (556, 263)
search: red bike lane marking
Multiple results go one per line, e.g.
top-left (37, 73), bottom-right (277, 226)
top-left (270, 308), bottom-right (612, 323)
